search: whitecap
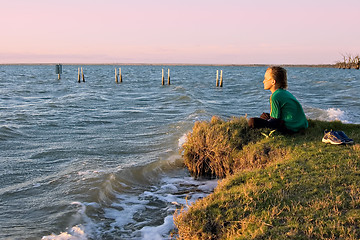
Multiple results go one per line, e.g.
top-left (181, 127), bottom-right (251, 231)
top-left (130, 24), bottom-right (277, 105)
top-left (140, 215), bottom-right (174, 240)
top-left (326, 108), bottom-right (348, 122)
top-left (42, 225), bottom-right (87, 240)
top-left (160, 183), bottom-right (179, 193)
top-left (33, 183), bottom-right (41, 188)
top-left (104, 195), bottom-right (149, 229)
top-left (305, 107), bottom-right (350, 123)
top-left (178, 133), bottom-right (187, 148)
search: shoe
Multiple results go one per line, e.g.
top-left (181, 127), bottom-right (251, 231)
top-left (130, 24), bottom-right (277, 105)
top-left (322, 130), bottom-right (345, 145)
top-left (335, 131), bottom-right (354, 144)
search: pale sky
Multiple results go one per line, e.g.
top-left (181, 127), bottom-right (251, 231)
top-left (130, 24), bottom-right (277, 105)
top-left (1, 0), bottom-right (359, 64)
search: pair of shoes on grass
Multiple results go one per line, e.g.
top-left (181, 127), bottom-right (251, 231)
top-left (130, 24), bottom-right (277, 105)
top-left (322, 130), bottom-right (354, 145)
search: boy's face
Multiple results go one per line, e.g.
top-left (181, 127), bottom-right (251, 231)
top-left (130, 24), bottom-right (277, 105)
top-left (263, 69), bottom-right (275, 90)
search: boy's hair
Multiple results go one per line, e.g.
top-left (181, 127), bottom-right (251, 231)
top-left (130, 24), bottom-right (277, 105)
top-left (268, 66), bottom-right (288, 89)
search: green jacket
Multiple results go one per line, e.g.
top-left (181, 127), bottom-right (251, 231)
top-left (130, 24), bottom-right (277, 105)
top-left (270, 89), bottom-right (308, 132)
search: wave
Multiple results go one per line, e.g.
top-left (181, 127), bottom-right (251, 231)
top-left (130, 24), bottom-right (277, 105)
top-left (305, 107), bottom-right (350, 123)
top-left (178, 133), bottom-right (187, 148)
top-left (41, 144), bottom-right (218, 240)
top-left (42, 202), bottom-right (89, 240)
top-left (42, 225), bottom-right (87, 240)
top-left (0, 125), bottom-right (24, 140)
top-left (41, 176), bottom-right (217, 240)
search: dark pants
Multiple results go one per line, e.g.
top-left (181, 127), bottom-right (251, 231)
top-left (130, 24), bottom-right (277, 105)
top-left (248, 112), bottom-right (292, 134)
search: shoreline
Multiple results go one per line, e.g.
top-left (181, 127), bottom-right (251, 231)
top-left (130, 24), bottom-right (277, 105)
top-left (0, 63), bottom-right (337, 68)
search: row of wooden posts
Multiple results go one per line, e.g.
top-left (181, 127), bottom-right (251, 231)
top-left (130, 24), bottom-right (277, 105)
top-left (116, 68), bottom-right (172, 85)
top-left (115, 68), bottom-right (223, 87)
top-left (56, 65), bottom-right (224, 87)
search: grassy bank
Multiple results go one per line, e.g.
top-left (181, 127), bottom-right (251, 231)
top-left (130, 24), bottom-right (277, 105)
top-left (174, 117), bottom-right (360, 239)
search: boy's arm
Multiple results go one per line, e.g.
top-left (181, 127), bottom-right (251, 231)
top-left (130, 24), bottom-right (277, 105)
top-left (270, 97), bottom-right (281, 119)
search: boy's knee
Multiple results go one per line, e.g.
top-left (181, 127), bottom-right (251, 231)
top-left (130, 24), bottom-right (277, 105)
top-left (248, 118), bottom-right (255, 128)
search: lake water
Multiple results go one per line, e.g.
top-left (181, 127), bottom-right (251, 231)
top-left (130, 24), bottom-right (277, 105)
top-left (0, 65), bottom-right (359, 239)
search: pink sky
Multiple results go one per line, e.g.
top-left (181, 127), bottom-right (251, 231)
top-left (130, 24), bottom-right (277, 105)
top-left (1, 0), bottom-right (359, 64)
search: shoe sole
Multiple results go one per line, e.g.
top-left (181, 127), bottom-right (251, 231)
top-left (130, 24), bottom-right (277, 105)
top-left (322, 138), bottom-right (343, 145)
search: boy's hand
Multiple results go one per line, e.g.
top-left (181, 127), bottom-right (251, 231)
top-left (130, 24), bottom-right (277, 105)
top-left (260, 112), bottom-right (270, 120)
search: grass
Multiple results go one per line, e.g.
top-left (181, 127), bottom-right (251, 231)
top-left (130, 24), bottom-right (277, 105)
top-left (182, 116), bottom-right (265, 179)
top-left (174, 117), bottom-right (360, 239)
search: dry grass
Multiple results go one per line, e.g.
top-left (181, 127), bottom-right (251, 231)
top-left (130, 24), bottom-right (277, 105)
top-left (182, 116), bottom-right (274, 179)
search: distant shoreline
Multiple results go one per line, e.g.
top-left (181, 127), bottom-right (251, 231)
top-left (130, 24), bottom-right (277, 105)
top-left (0, 63), bottom-right (337, 68)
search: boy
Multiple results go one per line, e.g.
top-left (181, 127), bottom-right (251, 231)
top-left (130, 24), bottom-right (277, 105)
top-left (248, 66), bottom-right (308, 133)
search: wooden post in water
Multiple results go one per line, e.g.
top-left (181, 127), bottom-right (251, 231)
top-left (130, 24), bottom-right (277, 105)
top-left (216, 70), bottom-right (219, 87)
top-left (81, 67), bottom-right (85, 82)
top-left (162, 69), bottom-right (165, 85)
top-left (55, 64), bottom-right (62, 80)
top-left (78, 67), bottom-right (81, 82)
top-left (167, 69), bottom-right (170, 85)
top-left (119, 68), bottom-right (122, 83)
top-left (219, 70), bottom-right (223, 87)
top-left (115, 68), bottom-right (118, 83)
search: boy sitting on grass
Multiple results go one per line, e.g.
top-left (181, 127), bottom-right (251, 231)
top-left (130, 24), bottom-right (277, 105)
top-left (248, 66), bottom-right (308, 133)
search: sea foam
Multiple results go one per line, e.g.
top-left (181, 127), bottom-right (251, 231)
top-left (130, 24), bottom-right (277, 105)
top-left (306, 107), bottom-right (350, 123)
top-left (44, 175), bottom-right (218, 240)
top-left (41, 225), bottom-right (87, 240)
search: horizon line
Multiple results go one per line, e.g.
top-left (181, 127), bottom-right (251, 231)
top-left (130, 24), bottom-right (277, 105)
top-left (0, 62), bottom-right (337, 67)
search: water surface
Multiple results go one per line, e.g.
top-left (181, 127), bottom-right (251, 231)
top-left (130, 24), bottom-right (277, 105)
top-left (0, 65), bottom-right (359, 239)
